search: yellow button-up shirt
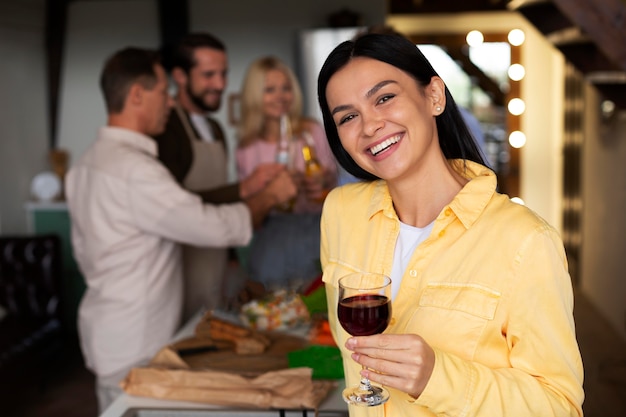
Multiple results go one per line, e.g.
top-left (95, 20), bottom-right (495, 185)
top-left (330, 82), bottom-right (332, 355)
top-left (321, 160), bottom-right (583, 417)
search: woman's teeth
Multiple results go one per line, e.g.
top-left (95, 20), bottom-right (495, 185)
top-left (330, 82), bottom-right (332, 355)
top-left (369, 135), bottom-right (400, 156)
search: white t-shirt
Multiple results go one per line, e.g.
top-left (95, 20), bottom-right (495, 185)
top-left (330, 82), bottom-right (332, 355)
top-left (190, 113), bottom-right (215, 142)
top-left (391, 220), bottom-right (435, 300)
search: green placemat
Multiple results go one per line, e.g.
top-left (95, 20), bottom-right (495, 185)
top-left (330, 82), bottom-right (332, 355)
top-left (288, 345), bottom-right (344, 379)
top-left (301, 284), bottom-right (327, 316)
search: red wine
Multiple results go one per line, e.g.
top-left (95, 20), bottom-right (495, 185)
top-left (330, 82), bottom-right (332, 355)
top-left (338, 294), bottom-right (391, 336)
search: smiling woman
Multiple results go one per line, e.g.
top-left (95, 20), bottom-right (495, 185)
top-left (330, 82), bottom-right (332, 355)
top-left (326, 58), bottom-right (453, 195)
top-left (317, 33), bottom-right (583, 417)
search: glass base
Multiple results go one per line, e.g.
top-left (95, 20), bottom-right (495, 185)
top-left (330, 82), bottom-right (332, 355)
top-left (342, 381), bottom-right (389, 407)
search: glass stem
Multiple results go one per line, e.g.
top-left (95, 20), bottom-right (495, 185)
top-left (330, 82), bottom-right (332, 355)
top-left (359, 365), bottom-right (373, 391)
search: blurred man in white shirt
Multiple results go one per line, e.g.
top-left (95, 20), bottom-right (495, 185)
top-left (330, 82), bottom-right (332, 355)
top-left (65, 47), bottom-right (296, 413)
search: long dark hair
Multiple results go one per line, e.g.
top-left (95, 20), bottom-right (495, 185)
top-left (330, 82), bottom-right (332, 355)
top-left (317, 33), bottom-right (486, 181)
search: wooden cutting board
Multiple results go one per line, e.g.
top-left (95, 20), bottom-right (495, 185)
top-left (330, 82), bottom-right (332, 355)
top-left (170, 332), bottom-right (309, 376)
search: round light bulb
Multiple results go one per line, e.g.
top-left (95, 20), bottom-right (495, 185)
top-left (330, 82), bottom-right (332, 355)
top-left (509, 130), bottom-right (527, 148)
top-left (508, 98), bottom-right (526, 116)
top-left (601, 100), bottom-right (615, 114)
top-left (508, 29), bottom-right (525, 46)
top-left (466, 30), bottom-right (484, 47)
top-left (508, 63), bottom-right (526, 81)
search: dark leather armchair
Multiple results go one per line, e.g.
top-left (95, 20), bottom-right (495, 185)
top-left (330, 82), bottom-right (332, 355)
top-left (0, 234), bottom-right (65, 407)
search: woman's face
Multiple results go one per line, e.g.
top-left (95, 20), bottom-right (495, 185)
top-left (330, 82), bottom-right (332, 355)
top-left (262, 69), bottom-right (294, 120)
top-left (326, 57), bottom-right (444, 183)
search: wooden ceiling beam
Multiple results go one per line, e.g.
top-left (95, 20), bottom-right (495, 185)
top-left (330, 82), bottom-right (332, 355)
top-left (389, 0), bottom-right (509, 14)
top-left (510, 0), bottom-right (626, 108)
top-left (551, 0), bottom-right (626, 71)
top-left (508, 1), bottom-right (571, 34)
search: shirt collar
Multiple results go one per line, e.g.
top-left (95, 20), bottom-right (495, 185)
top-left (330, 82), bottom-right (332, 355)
top-left (366, 159), bottom-right (497, 228)
top-left (99, 126), bottom-right (157, 156)
top-left (447, 159), bottom-right (497, 229)
top-left (366, 180), bottom-right (395, 220)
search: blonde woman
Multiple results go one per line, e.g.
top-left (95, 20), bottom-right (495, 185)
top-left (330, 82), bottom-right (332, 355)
top-left (237, 56), bottom-right (337, 213)
top-left (236, 56), bottom-right (338, 289)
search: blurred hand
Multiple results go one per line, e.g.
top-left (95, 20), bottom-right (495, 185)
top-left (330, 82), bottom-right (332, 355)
top-left (345, 333), bottom-right (435, 399)
top-left (240, 163), bottom-right (285, 198)
top-left (289, 169), bottom-right (329, 203)
top-left (302, 170), bottom-right (328, 203)
top-left (264, 170), bottom-right (297, 207)
top-left (244, 169), bottom-right (296, 228)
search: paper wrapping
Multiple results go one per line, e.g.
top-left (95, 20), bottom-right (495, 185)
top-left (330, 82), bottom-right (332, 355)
top-left (121, 366), bottom-right (335, 409)
top-left (120, 334), bottom-right (336, 410)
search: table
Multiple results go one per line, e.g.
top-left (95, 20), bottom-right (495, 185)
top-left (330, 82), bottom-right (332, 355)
top-left (100, 311), bottom-right (349, 417)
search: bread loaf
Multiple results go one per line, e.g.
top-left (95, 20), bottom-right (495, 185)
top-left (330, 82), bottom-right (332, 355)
top-left (195, 313), bottom-right (270, 355)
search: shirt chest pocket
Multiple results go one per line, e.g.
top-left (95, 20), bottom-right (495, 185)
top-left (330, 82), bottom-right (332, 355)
top-left (406, 283), bottom-right (501, 360)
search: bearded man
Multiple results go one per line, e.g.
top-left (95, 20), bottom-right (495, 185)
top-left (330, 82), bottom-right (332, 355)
top-left (154, 33), bottom-right (284, 319)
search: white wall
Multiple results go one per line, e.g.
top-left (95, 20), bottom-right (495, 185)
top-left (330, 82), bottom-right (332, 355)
top-left (519, 22), bottom-right (565, 233)
top-left (388, 12), bottom-right (565, 232)
top-left (0, 1), bottom-right (49, 234)
top-left (57, 0), bottom-right (160, 165)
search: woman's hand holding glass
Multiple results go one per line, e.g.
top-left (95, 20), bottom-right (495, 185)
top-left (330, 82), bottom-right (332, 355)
top-left (345, 332), bottom-right (436, 400)
top-left (338, 273), bottom-right (392, 406)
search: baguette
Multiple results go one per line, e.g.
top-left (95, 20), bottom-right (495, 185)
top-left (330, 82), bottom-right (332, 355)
top-left (209, 317), bottom-right (251, 340)
top-left (195, 313), bottom-right (270, 355)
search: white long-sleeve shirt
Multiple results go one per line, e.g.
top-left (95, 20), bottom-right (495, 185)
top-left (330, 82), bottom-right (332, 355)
top-left (65, 126), bottom-right (252, 378)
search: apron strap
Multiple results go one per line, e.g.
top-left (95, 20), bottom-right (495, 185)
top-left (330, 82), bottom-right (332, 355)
top-left (174, 101), bottom-right (201, 145)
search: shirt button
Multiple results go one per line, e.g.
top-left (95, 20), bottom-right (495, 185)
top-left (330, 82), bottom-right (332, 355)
top-left (409, 270), bottom-right (417, 277)
top-left (439, 229), bottom-right (446, 237)
top-left (444, 208), bottom-right (452, 216)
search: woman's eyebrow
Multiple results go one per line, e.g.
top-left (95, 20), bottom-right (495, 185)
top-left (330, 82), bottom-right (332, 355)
top-left (331, 104), bottom-right (351, 116)
top-left (331, 80), bottom-right (398, 116)
top-left (366, 80), bottom-right (396, 99)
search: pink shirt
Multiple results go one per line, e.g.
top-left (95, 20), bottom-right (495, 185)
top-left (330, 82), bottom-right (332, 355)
top-left (236, 121), bottom-right (337, 213)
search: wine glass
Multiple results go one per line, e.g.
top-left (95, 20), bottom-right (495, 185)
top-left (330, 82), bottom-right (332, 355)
top-left (337, 272), bottom-right (392, 407)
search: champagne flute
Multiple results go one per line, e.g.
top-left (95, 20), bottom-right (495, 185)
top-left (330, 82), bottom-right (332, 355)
top-left (337, 272), bottom-right (392, 406)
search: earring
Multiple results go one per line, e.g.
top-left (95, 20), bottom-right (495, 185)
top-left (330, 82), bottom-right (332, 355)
top-left (436, 106), bottom-right (442, 112)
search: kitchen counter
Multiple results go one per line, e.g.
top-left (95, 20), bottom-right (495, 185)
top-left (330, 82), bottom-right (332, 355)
top-left (100, 311), bottom-right (349, 417)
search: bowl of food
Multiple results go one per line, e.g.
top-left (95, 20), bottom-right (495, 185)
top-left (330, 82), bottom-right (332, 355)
top-left (239, 290), bottom-right (310, 331)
